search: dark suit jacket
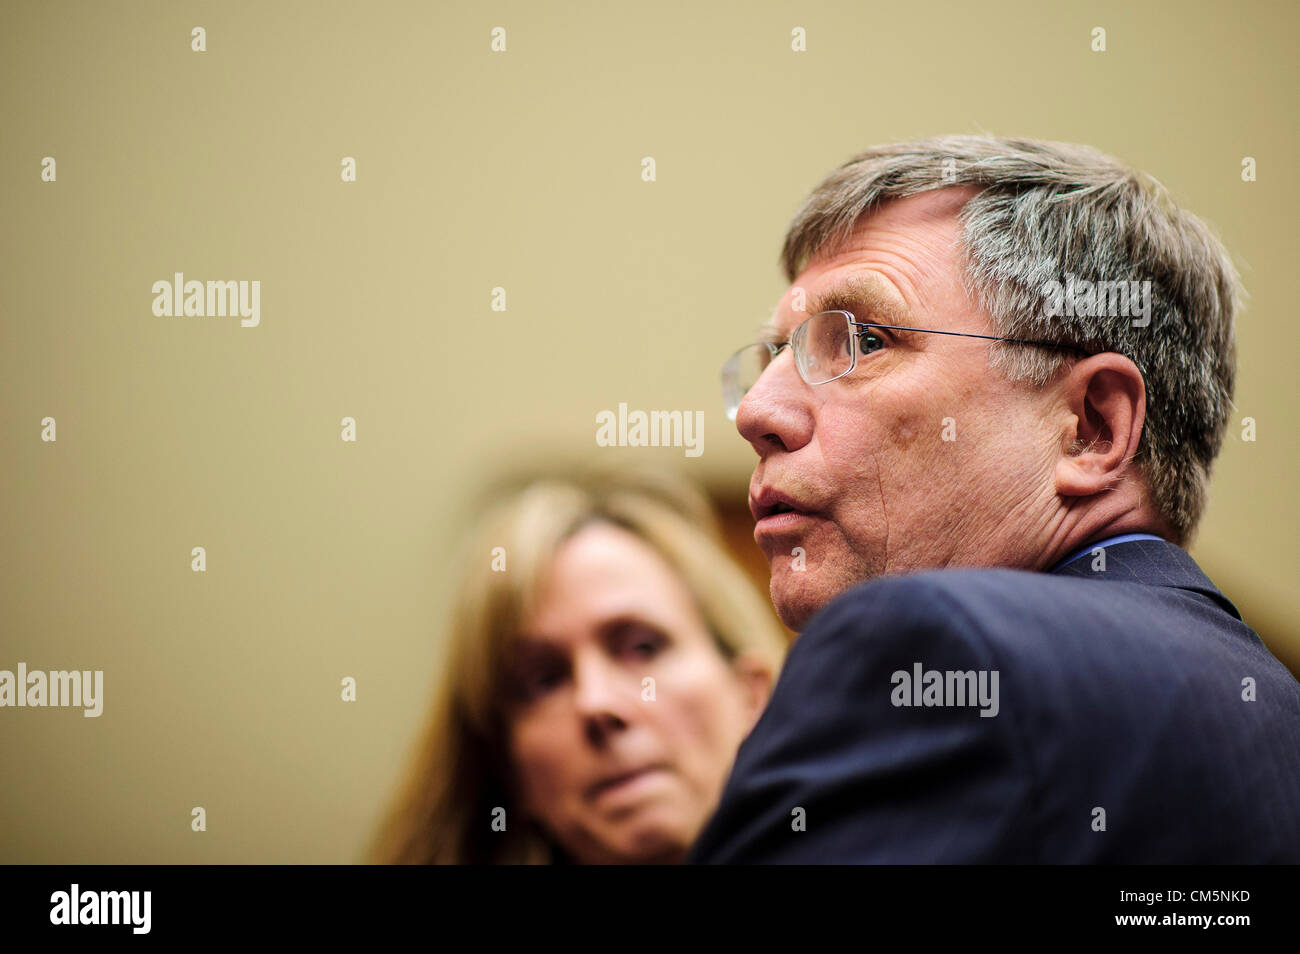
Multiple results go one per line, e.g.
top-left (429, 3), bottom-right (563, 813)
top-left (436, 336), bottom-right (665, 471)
top-left (689, 539), bottom-right (1300, 863)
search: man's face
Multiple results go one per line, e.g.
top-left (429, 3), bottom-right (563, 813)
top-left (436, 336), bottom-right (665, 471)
top-left (737, 187), bottom-right (1062, 631)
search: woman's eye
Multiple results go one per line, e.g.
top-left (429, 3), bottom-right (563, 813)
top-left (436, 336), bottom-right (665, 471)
top-left (614, 623), bottom-right (666, 659)
top-left (514, 658), bottom-right (567, 698)
top-left (533, 667), bottom-right (565, 690)
top-left (630, 638), bottom-right (660, 658)
top-left (859, 333), bottom-right (884, 355)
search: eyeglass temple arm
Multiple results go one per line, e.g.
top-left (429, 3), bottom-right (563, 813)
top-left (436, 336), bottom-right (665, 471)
top-left (847, 320), bottom-right (1090, 356)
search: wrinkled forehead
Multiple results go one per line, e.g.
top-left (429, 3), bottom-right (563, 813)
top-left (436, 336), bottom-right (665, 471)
top-left (769, 188), bottom-right (980, 336)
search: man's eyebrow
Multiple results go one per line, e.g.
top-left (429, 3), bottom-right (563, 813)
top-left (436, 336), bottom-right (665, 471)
top-left (807, 277), bottom-right (912, 326)
top-left (758, 276), bottom-right (916, 343)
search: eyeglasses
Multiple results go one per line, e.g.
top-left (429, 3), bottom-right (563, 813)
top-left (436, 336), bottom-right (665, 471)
top-left (720, 309), bottom-right (1089, 421)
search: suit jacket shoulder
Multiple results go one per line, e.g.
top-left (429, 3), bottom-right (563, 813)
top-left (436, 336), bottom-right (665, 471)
top-left (689, 542), bottom-right (1300, 863)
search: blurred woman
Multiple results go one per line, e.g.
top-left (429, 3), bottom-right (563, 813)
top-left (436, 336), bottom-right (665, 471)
top-left (370, 469), bottom-right (787, 863)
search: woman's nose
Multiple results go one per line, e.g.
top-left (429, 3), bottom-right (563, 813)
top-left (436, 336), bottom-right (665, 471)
top-left (572, 653), bottom-right (638, 734)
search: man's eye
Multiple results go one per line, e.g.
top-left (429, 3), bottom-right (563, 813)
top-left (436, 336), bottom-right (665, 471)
top-left (859, 332), bottom-right (885, 355)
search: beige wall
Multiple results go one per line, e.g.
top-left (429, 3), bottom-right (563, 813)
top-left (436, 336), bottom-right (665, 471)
top-left (2, 0), bottom-right (1295, 862)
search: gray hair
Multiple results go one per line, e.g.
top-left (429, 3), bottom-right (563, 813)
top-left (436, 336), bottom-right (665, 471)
top-left (780, 135), bottom-right (1240, 546)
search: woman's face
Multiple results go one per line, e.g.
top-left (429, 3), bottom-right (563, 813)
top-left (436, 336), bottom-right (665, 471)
top-left (504, 522), bottom-right (771, 864)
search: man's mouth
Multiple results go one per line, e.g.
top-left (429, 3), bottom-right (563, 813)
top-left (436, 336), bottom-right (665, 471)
top-left (751, 486), bottom-right (817, 522)
top-left (752, 490), bottom-right (823, 545)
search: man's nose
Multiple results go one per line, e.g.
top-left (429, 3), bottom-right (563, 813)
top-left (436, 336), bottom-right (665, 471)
top-left (735, 346), bottom-right (814, 456)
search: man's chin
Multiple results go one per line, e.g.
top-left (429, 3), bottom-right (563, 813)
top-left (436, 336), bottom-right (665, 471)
top-left (769, 571), bottom-right (831, 633)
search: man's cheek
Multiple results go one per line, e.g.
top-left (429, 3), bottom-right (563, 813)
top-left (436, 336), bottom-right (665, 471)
top-left (879, 402), bottom-right (938, 456)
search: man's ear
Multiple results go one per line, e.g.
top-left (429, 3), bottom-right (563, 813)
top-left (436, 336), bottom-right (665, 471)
top-left (1054, 353), bottom-right (1146, 498)
top-left (730, 652), bottom-right (774, 726)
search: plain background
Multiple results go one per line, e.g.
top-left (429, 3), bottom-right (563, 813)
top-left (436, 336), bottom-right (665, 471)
top-left (2, 0), bottom-right (1296, 862)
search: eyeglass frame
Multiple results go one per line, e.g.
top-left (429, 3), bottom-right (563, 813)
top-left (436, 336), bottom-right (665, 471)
top-left (722, 309), bottom-right (1094, 417)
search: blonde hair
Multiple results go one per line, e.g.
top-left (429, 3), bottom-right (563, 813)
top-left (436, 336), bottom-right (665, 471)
top-left (368, 468), bottom-right (786, 864)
